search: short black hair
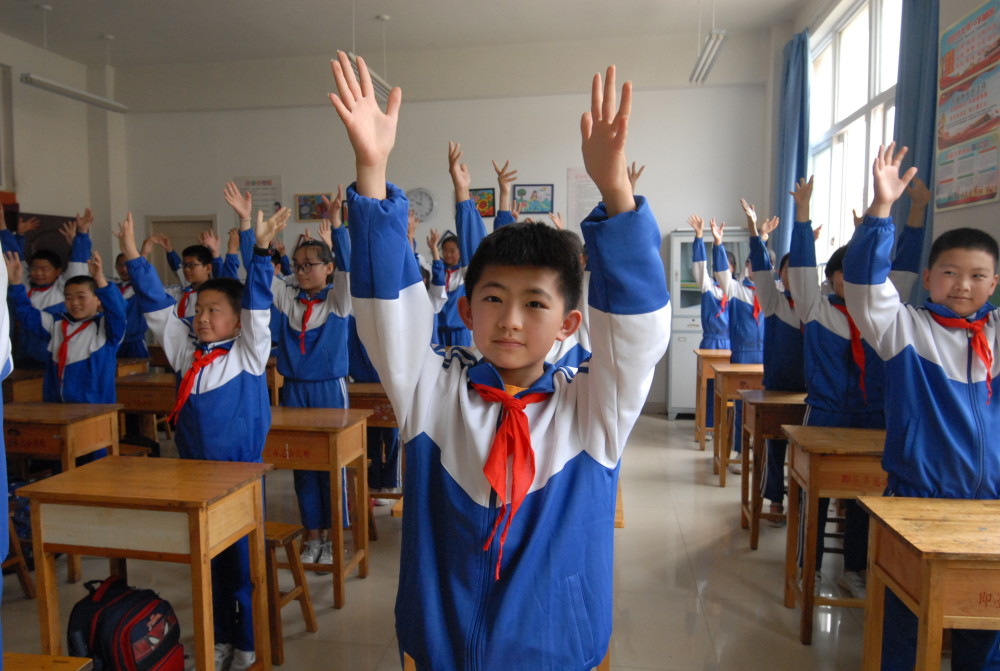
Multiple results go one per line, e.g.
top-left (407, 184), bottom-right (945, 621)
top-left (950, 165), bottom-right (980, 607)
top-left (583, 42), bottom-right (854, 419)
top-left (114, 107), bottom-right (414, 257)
top-left (725, 250), bottom-right (737, 271)
top-left (64, 275), bottom-right (97, 294)
top-left (197, 277), bottom-right (243, 313)
top-left (269, 248), bottom-right (282, 267)
top-left (464, 222), bottom-right (582, 312)
top-left (441, 236), bottom-right (460, 251)
top-left (29, 249), bottom-right (63, 269)
top-left (928, 227), bottom-right (1000, 270)
top-left (182, 244), bottom-right (213, 266)
top-left (559, 230), bottom-right (585, 262)
top-left (825, 245), bottom-right (848, 279)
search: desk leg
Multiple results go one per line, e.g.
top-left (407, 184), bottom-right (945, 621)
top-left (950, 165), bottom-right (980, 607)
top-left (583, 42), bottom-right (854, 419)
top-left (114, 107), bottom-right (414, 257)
top-left (712, 390), bottom-right (723, 475)
top-left (740, 422), bottom-right (751, 529)
top-left (861, 524), bottom-right (885, 671)
top-left (60, 453), bottom-right (83, 584)
top-left (914, 564), bottom-right (944, 671)
top-left (695, 369), bottom-right (705, 449)
top-left (330, 464), bottom-right (347, 609)
top-left (800, 484), bottom-right (820, 645)
top-left (31, 503), bottom-right (62, 655)
top-left (190, 509), bottom-right (214, 671)
top-left (249, 480), bottom-right (272, 671)
top-left (355, 437), bottom-right (369, 579)
top-left (784, 476), bottom-right (800, 609)
top-left (718, 398), bottom-right (731, 488)
top-left (749, 434), bottom-right (766, 550)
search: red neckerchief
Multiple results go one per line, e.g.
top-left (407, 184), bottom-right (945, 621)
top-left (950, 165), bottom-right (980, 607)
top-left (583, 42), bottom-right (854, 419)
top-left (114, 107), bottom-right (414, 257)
top-left (930, 311), bottom-right (993, 403)
top-left (749, 286), bottom-right (761, 323)
top-left (445, 266), bottom-right (458, 292)
top-left (57, 319), bottom-right (91, 381)
top-left (297, 297), bottom-right (323, 354)
top-left (118, 282), bottom-right (130, 295)
top-left (177, 287), bottom-right (197, 318)
top-left (28, 283), bottom-right (54, 299)
top-left (168, 347), bottom-right (229, 423)
top-left (831, 302), bottom-right (867, 401)
top-left (715, 293), bottom-right (728, 319)
top-left (470, 382), bottom-right (551, 581)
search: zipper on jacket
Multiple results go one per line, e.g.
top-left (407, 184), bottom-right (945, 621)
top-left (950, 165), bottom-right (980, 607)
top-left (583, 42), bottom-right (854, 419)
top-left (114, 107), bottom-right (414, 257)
top-left (967, 330), bottom-right (987, 496)
top-left (466, 491), bottom-right (498, 671)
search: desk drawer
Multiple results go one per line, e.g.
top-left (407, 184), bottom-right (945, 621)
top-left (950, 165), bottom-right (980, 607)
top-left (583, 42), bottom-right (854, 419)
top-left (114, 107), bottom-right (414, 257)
top-left (5, 423), bottom-right (62, 457)
top-left (263, 431), bottom-right (332, 467)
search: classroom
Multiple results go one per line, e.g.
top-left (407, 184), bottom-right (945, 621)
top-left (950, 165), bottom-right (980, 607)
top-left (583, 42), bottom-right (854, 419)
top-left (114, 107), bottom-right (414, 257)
top-left (1, 0), bottom-right (998, 669)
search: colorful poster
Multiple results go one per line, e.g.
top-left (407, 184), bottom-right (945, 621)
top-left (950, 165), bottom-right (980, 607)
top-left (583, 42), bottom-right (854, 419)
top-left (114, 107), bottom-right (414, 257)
top-left (940, 0), bottom-right (1000, 90)
top-left (938, 64), bottom-right (1000, 149)
top-left (935, 132), bottom-right (1000, 210)
top-left (567, 168), bottom-right (600, 232)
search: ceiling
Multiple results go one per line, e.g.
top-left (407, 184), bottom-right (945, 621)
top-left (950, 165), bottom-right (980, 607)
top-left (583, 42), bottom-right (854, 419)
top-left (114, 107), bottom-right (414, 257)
top-left (0, 0), bottom-right (805, 69)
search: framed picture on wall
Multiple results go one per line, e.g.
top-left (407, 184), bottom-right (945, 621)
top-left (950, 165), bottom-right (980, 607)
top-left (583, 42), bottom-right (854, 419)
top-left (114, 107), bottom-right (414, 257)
top-left (513, 184), bottom-right (553, 214)
top-left (470, 188), bottom-right (496, 217)
top-left (295, 193), bottom-right (332, 222)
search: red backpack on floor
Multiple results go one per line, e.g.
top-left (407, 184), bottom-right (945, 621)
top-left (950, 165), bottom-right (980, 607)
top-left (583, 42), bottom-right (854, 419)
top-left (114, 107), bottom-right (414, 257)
top-left (67, 575), bottom-right (184, 671)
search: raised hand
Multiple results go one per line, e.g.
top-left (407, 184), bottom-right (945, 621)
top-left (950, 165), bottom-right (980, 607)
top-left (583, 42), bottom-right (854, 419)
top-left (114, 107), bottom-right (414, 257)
top-left (223, 182), bottom-right (253, 222)
top-left (139, 236), bottom-right (155, 258)
top-left (448, 141), bottom-right (472, 201)
top-left (427, 228), bottom-right (441, 260)
top-left (869, 143), bottom-right (918, 218)
top-left (407, 210), bottom-right (420, 244)
top-left (199, 229), bottom-right (221, 257)
top-left (75, 208), bottom-right (94, 234)
top-left (760, 216), bottom-right (780, 237)
top-left (273, 237), bottom-right (286, 257)
top-left (710, 218), bottom-right (725, 246)
top-left (852, 208), bottom-right (864, 229)
top-left (627, 162), bottom-right (645, 189)
top-left (549, 212), bottom-right (565, 230)
top-left (813, 223), bottom-right (824, 242)
top-left (19, 216), bottom-right (40, 234)
top-left (321, 184), bottom-right (345, 229)
top-left (4, 251), bottom-right (22, 285)
top-left (581, 65), bottom-right (633, 217)
top-left (318, 219), bottom-right (334, 249)
top-left (256, 208), bottom-right (291, 249)
top-left (148, 233), bottom-right (174, 252)
top-left (115, 213), bottom-right (141, 261)
top-left (906, 176), bottom-right (931, 209)
top-left (493, 159), bottom-right (518, 211)
top-left (227, 228), bottom-right (240, 255)
top-left (739, 198), bottom-right (757, 225)
top-left (511, 200), bottom-right (523, 222)
top-left (687, 214), bottom-right (705, 237)
top-left (88, 251), bottom-right (108, 288)
top-left (60, 220), bottom-right (78, 245)
top-left (327, 51), bottom-right (401, 199)
top-left (790, 176), bottom-right (813, 222)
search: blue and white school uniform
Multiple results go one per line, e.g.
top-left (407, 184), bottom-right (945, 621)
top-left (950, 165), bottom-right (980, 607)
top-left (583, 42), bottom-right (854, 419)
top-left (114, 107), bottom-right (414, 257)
top-left (348, 315), bottom-right (400, 490)
top-left (129, 250), bottom-right (273, 653)
top-left (429, 200), bottom-right (487, 347)
top-left (844, 215), bottom-right (1000, 671)
top-left (114, 281), bottom-right (150, 358)
top-left (0, 251), bottom-right (12, 640)
top-left (349, 184), bottom-right (670, 671)
top-left (693, 237), bottom-right (730, 428)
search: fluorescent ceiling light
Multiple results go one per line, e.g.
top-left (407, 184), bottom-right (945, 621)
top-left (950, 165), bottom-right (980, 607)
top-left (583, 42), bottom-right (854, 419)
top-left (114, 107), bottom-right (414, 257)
top-left (20, 73), bottom-right (128, 113)
top-left (689, 29), bottom-right (726, 84)
top-left (347, 52), bottom-right (393, 105)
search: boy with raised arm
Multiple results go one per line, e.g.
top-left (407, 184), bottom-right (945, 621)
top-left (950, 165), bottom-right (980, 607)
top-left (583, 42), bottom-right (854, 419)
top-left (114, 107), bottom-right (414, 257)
top-left (844, 143), bottom-right (1000, 670)
top-left (328, 52), bottom-right (670, 670)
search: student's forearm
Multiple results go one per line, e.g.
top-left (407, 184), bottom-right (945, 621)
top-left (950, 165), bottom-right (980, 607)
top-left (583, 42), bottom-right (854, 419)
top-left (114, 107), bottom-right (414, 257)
top-left (600, 185), bottom-right (634, 219)
top-left (356, 162), bottom-right (388, 200)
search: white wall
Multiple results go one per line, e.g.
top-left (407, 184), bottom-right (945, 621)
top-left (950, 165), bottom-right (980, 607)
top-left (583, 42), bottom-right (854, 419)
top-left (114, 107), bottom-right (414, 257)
top-left (125, 84), bottom-right (765, 409)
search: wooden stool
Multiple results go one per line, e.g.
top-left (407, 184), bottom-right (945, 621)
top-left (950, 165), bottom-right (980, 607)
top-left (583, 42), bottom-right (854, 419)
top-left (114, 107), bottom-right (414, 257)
top-left (4, 510), bottom-right (35, 599)
top-left (265, 521), bottom-right (318, 665)
top-left (3, 652), bottom-right (93, 670)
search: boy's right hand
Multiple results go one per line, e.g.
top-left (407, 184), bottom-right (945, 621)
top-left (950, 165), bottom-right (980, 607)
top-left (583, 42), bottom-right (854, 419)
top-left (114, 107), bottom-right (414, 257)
top-left (427, 228), bottom-right (441, 260)
top-left (149, 233), bottom-right (174, 252)
top-left (687, 214), bottom-right (704, 238)
top-left (224, 182), bottom-right (253, 224)
top-left (115, 213), bottom-right (141, 261)
top-left (328, 51), bottom-right (401, 200)
top-left (60, 220), bottom-right (78, 245)
top-left (627, 162), bottom-right (645, 189)
top-left (255, 208), bottom-right (291, 249)
top-left (549, 212), bottom-right (565, 230)
top-left (868, 143), bottom-right (918, 218)
top-left (448, 142), bottom-right (472, 202)
top-left (790, 176), bottom-right (813, 222)
top-left (4, 251), bottom-right (22, 285)
top-left (710, 218), bottom-right (725, 246)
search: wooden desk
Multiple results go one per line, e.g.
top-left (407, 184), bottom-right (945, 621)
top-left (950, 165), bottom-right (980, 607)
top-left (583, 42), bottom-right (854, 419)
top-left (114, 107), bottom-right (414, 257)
top-left (2, 369), bottom-right (44, 403)
top-left (115, 372), bottom-right (176, 414)
top-left (263, 407), bottom-right (372, 609)
top-left (116, 358), bottom-right (150, 378)
top-left (711, 363), bottom-right (763, 487)
top-left (147, 344), bottom-right (170, 370)
top-left (17, 457), bottom-right (272, 671)
top-left (347, 383), bottom-right (397, 428)
top-left (694, 349), bottom-right (730, 451)
top-left (3, 652), bottom-right (94, 670)
top-left (859, 497), bottom-right (1000, 670)
top-left (738, 390), bottom-right (807, 549)
top-left (782, 425), bottom-right (887, 644)
top-left (265, 357), bottom-right (283, 406)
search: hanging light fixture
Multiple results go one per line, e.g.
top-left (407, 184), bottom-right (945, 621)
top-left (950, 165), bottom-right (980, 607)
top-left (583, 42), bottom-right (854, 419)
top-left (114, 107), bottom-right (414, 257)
top-left (20, 6), bottom-right (128, 113)
top-left (689, 0), bottom-right (726, 85)
top-left (346, 5), bottom-right (394, 104)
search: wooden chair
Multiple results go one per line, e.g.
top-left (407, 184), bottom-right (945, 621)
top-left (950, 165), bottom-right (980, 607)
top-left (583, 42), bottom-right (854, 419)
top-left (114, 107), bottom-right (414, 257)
top-left (4, 509), bottom-right (35, 599)
top-left (264, 521), bottom-right (318, 665)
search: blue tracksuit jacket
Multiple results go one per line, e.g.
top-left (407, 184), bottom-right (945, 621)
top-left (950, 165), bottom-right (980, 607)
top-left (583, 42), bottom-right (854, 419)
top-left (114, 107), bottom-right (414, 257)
top-left (750, 236), bottom-right (805, 392)
top-left (714, 246), bottom-right (764, 363)
top-left (692, 237), bottom-right (730, 349)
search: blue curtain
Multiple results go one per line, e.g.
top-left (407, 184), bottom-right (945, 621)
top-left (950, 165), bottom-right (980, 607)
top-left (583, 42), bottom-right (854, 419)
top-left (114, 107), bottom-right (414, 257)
top-left (892, 0), bottom-right (939, 303)
top-left (771, 31), bottom-right (811, 260)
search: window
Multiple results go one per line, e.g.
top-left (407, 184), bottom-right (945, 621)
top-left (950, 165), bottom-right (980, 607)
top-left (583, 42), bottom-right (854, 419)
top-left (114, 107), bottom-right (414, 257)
top-left (809, 0), bottom-right (903, 263)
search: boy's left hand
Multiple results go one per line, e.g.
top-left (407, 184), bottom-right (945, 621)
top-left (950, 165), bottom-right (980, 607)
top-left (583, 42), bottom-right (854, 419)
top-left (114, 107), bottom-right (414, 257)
top-left (75, 208), bottom-right (94, 234)
top-left (60, 220), bottom-right (78, 245)
top-left (88, 251), bottom-right (108, 288)
top-left (581, 65), bottom-right (634, 217)
top-left (5, 251), bottom-right (23, 286)
top-left (256, 208), bottom-right (291, 249)
top-left (868, 142), bottom-right (918, 218)
top-left (627, 162), bottom-right (645, 189)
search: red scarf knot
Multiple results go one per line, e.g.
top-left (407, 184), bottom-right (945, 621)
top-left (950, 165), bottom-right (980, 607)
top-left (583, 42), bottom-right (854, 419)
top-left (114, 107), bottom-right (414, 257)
top-left (445, 266), bottom-right (457, 291)
top-left (57, 319), bottom-right (91, 381)
top-left (470, 382), bottom-right (551, 581)
top-left (168, 347), bottom-right (229, 423)
top-left (930, 312), bottom-right (993, 404)
top-left (715, 293), bottom-right (728, 319)
top-left (297, 297), bottom-right (323, 354)
top-left (750, 286), bottom-right (761, 323)
top-left (831, 302), bottom-right (867, 401)
top-left (28, 284), bottom-right (54, 299)
top-left (178, 287), bottom-right (196, 318)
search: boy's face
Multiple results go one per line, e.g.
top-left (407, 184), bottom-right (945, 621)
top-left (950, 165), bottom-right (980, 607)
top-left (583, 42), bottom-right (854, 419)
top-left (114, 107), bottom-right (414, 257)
top-left (115, 255), bottom-right (129, 282)
top-left (292, 247), bottom-right (333, 292)
top-left (442, 240), bottom-right (460, 267)
top-left (831, 270), bottom-right (845, 299)
top-left (30, 259), bottom-right (60, 286)
top-left (182, 255), bottom-right (212, 285)
top-left (64, 283), bottom-right (101, 321)
top-left (923, 247), bottom-right (999, 318)
top-left (193, 289), bottom-right (241, 343)
top-left (458, 264), bottom-right (582, 388)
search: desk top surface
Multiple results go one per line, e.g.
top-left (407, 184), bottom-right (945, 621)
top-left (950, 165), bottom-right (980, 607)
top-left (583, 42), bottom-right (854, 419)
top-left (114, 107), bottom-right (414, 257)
top-left (269, 407), bottom-right (372, 432)
top-left (782, 425), bottom-right (885, 455)
top-left (115, 372), bottom-right (176, 386)
top-left (4, 402), bottom-right (123, 423)
top-left (739, 389), bottom-right (808, 406)
top-left (695, 349), bottom-right (732, 358)
top-left (17, 456), bottom-right (270, 507)
top-left (859, 496), bottom-right (1000, 558)
top-left (711, 362), bottom-right (765, 375)
top-left (347, 382), bottom-right (387, 396)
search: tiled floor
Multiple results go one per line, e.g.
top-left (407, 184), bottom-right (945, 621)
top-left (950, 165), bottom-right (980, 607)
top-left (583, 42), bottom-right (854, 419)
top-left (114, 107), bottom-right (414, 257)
top-left (3, 415), bottom-right (883, 669)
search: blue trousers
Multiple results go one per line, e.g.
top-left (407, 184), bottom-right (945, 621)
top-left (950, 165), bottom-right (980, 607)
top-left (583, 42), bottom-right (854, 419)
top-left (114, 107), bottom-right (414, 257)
top-left (117, 338), bottom-right (149, 359)
top-left (212, 536), bottom-right (254, 652)
top-left (284, 378), bottom-right (349, 531)
top-left (368, 427), bottom-right (400, 490)
top-left (762, 438), bottom-right (786, 503)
